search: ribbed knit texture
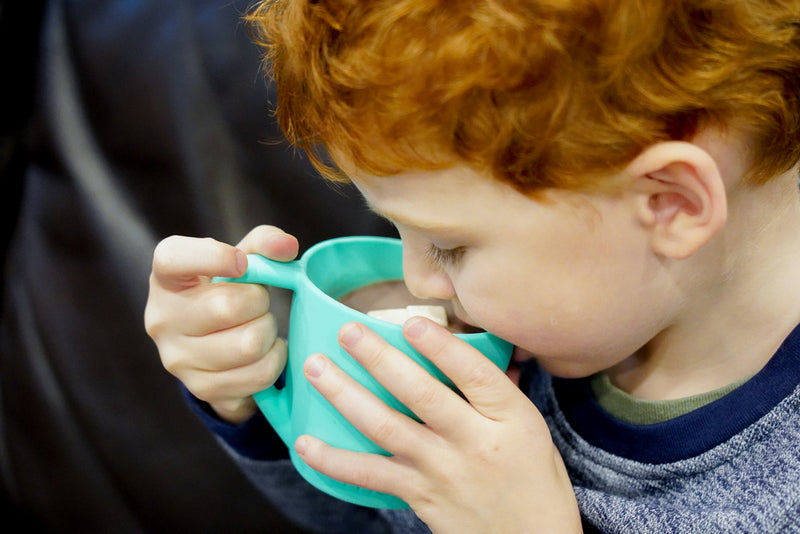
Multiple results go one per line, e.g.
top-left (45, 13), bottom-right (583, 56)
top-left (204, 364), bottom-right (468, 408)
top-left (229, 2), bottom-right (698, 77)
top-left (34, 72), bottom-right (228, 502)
top-left (199, 323), bottom-right (800, 532)
top-left (589, 371), bottom-right (751, 424)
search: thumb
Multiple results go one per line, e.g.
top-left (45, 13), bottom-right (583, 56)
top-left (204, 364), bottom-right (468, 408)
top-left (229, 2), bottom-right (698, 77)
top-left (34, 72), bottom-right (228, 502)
top-left (236, 225), bottom-right (300, 261)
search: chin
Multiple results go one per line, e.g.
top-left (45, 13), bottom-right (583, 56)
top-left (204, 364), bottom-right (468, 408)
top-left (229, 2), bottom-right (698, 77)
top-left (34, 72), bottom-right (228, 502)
top-left (511, 346), bottom-right (600, 378)
top-left (536, 358), bottom-right (602, 379)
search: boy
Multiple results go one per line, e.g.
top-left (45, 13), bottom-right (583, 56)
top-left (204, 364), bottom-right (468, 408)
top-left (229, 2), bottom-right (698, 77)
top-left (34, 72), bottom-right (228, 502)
top-left (145, 0), bottom-right (800, 532)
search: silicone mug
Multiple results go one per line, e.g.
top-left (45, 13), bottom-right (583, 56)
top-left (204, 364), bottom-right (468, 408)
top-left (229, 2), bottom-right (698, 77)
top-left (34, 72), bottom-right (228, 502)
top-left (219, 236), bottom-right (513, 509)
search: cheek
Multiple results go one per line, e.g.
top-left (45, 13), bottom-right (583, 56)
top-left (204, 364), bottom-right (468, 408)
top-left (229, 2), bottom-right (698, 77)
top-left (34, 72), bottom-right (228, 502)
top-left (453, 269), bottom-right (535, 342)
top-left (454, 263), bottom-right (654, 362)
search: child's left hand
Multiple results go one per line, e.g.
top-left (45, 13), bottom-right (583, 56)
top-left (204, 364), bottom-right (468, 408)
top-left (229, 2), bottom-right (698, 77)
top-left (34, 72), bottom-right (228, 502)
top-left (295, 317), bottom-right (582, 533)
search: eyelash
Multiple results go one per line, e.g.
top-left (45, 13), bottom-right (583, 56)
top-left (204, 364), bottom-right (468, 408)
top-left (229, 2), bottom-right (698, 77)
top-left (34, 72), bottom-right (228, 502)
top-left (425, 244), bottom-right (465, 268)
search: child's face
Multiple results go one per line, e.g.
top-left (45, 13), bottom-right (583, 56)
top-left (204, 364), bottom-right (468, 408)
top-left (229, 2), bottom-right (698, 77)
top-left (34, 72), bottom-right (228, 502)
top-left (350, 165), bottom-right (679, 378)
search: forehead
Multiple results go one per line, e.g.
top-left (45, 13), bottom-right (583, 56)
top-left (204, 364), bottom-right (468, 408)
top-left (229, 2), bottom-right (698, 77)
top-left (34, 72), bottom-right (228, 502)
top-left (349, 163), bottom-right (621, 245)
top-left (349, 165), bottom-right (511, 224)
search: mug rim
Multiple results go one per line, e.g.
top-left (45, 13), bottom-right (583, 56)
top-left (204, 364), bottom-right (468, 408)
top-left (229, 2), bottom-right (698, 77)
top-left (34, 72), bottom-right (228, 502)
top-left (300, 235), bottom-right (494, 340)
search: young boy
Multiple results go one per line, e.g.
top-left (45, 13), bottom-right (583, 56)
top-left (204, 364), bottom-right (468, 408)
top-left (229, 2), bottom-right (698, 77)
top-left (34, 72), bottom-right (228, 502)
top-left (145, 0), bottom-right (800, 532)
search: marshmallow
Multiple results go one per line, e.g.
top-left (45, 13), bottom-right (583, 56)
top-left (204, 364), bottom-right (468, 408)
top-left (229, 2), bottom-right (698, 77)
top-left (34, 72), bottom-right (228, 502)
top-left (367, 305), bottom-right (448, 327)
top-left (405, 305), bottom-right (448, 327)
top-left (366, 308), bottom-right (410, 325)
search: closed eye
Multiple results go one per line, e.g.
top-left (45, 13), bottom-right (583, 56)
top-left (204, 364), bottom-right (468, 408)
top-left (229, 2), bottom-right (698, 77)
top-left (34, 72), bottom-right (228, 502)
top-left (425, 244), bottom-right (465, 268)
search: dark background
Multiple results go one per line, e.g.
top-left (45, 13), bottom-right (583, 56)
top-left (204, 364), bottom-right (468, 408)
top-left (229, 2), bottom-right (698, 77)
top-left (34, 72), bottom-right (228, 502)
top-left (0, 0), bottom-right (393, 532)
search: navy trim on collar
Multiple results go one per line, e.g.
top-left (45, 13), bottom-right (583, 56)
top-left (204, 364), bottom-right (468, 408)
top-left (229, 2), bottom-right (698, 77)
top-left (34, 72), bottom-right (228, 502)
top-left (552, 323), bottom-right (800, 464)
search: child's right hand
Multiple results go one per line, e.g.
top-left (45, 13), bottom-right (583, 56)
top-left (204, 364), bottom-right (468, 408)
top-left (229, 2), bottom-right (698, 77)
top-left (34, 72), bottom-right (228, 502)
top-left (144, 225), bottom-right (299, 424)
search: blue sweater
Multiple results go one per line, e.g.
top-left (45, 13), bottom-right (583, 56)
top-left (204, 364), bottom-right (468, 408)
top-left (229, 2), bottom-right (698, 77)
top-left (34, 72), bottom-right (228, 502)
top-left (188, 323), bottom-right (800, 533)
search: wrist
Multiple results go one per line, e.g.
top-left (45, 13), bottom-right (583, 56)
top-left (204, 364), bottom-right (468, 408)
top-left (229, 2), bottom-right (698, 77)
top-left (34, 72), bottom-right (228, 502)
top-left (209, 397), bottom-right (259, 424)
top-left (180, 384), bottom-right (288, 460)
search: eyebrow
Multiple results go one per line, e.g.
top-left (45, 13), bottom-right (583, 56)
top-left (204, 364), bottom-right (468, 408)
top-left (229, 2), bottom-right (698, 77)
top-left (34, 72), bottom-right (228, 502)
top-left (363, 198), bottom-right (459, 234)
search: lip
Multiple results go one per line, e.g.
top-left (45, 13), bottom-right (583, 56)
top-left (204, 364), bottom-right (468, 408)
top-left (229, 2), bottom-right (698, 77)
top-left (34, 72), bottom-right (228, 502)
top-left (450, 299), bottom-right (468, 326)
top-left (512, 346), bottom-right (535, 362)
top-left (450, 300), bottom-right (479, 329)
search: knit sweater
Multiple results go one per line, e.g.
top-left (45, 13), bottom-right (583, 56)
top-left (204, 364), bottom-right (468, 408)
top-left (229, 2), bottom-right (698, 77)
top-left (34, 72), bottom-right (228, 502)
top-left (190, 323), bottom-right (800, 533)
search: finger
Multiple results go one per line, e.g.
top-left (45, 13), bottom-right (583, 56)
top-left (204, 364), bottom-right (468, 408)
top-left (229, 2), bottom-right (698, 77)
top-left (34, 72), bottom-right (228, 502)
top-left (178, 337), bottom-right (288, 405)
top-left (147, 279), bottom-right (270, 339)
top-left (235, 225), bottom-right (299, 261)
top-left (152, 235), bottom-right (246, 291)
top-left (169, 312), bottom-right (279, 371)
top-left (403, 317), bottom-right (520, 422)
top-left (336, 322), bottom-right (468, 431)
top-left (179, 281), bottom-right (270, 336)
top-left (301, 352), bottom-right (426, 457)
top-left (294, 434), bottom-right (415, 499)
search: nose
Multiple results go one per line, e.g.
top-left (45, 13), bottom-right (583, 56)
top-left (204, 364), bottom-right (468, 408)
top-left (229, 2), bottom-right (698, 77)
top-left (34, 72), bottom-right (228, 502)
top-left (402, 247), bottom-right (457, 301)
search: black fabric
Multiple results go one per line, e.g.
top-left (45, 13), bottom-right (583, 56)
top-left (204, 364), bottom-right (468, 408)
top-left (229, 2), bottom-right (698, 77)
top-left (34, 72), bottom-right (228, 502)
top-left (181, 384), bottom-right (290, 463)
top-left (1, 0), bottom-right (45, 281)
top-left (0, 0), bottom-right (393, 532)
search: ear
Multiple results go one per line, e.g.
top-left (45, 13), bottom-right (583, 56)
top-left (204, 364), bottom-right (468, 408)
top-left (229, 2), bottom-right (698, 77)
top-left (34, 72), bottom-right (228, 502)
top-left (626, 142), bottom-right (728, 260)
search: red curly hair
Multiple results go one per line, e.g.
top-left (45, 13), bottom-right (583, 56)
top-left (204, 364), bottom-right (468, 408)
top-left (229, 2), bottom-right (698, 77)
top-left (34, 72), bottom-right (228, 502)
top-left (247, 0), bottom-right (800, 192)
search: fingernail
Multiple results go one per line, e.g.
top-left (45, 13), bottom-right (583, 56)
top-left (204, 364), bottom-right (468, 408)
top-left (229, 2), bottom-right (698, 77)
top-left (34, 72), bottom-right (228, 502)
top-left (405, 317), bottom-right (428, 338)
top-left (234, 250), bottom-right (247, 275)
top-left (339, 322), bottom-right (363, 347)
top-left (304, 354), bottom-right (326, 377)
top-left (295, 436), bottom-right (309, 455)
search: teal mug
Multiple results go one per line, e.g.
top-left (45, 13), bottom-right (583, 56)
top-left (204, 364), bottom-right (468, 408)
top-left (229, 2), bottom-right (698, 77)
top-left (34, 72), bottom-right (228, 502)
top-left (219, 236), bottom-right (513, 509)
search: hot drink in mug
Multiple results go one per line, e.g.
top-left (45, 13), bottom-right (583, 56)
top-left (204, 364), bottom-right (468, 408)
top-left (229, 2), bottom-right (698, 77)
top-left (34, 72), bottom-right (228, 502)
top-left (218, 236), bottom-right (513, 509)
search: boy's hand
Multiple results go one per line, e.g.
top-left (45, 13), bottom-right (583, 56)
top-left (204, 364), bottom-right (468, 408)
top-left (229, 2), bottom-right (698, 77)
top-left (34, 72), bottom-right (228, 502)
top-left (144, 225), bottom-right (299, 424)
top-left (295, 318), bottom-right (582, 533)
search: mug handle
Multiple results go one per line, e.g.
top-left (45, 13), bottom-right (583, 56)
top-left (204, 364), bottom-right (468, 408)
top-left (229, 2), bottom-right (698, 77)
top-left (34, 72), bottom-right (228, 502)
top-left (213, 254), bottom-right (304, 447)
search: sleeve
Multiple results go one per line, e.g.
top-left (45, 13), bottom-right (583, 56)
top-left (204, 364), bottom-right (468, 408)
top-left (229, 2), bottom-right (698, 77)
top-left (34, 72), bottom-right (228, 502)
top-left (220, 442), bottom-right (397, 534)
top-left (181, 384), bottom-right (289, 461)
top-left (181, 385), bottom-right (396, 533)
